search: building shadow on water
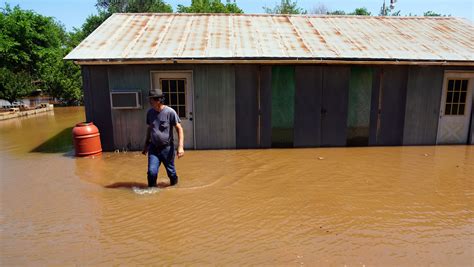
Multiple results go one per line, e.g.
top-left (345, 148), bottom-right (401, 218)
top-left (104, 182), bottom-right (170, 189)
top-left (30, 127), bottom-right (74, 155)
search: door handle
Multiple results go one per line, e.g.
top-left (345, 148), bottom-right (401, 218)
top-left (189, 117), bottom-right (193, 121)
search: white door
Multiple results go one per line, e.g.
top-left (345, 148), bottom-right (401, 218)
top-left (436, 71), bottom-right (474, 144)
top-left (151, 71), bottom-right (194, 149)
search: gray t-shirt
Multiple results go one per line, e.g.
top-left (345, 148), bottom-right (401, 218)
top-left (146, 106), bottom-right (181, 147)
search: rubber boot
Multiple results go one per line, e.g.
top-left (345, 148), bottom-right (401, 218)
top-left (169, 176), bottom-right (178, 186)
top-left (147, 173), bottom-right (157, 187)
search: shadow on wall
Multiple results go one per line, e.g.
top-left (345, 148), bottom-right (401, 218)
top-left (30, 127), bottom-right (74, 153)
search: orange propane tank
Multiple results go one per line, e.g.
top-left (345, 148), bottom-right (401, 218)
top-left (72, 122), bottom-right (102, 157)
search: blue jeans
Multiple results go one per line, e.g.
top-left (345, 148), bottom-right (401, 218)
top-left (147, 144), bottom-right (177, 187)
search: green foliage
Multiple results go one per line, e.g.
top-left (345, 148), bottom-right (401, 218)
top-left (327, 10), bottom-right (346, 15)
top-left (96, 0), bottom-right (172, 13)
top-left (39, 46), bottom-right (82, 105)
top-left (128, 0), bottom-right (173, 12)
top-left (263, 0), bottom-right (306, 14)
top-left (350, 7), bottom-right (371, 16)
top-left (423, 11), bottom-right (447, 17)
top-left (0, 67), bottom-right (34, 104)
top-left (0, 4), bottom-right (82, 105)
top-left (177, 0), bottom-right (243, 13)
top-left (0, 4), bottom-right (64, 74)
top-left (327, 7), bottom-right (371, 16)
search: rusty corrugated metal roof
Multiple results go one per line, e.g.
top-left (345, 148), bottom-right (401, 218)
top-left (65, 13), bottom-right (474, 63)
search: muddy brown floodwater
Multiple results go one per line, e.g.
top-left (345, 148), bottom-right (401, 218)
top-left (1, 107), bottom-right (473, 265)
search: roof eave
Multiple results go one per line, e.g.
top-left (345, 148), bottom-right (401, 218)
top-left (69, 58), bottom-right (474, 66)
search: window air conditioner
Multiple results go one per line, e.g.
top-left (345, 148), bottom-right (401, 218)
top-left (110, 91), bottom-right (142, 109)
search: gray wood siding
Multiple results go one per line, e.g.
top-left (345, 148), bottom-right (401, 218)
top-left (260, 66), bottom-right (272, 148)
top-left (321, 66), bottom-right (350, 146)
top-left (86, 63), bottom-right (474, 150)
top-left (235, 65), bottom-right (259, 148)
top-left (82, 67), bottom-right (93, 122)
top-left (108, 65), bottom-right (150, 151)
top-left (81, 66), bottom-right (114, 151)
top-left (403, 66), bottom-right (444, 145)
top-left (107, 65), bottom-right (195, 150)
top-left (294, 66), bottom-right (322, 147)
top-left (369, 68), bottom-right (382, 146)
top-left (370, 66), bottom-right (408, 146)
top-left (194, 65), bottom-right (236, 149)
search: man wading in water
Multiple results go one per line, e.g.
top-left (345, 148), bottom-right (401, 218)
top-left (142, 88), bottom-right (184, 187)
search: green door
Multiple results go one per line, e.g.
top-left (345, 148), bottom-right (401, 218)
top-left (271, 66), bottom-right (295, 147)
top-left (347, 66), bottom-right (373, 146)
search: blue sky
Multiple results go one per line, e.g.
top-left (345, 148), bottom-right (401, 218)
top-left (3, 0), bottom-right (473, 31)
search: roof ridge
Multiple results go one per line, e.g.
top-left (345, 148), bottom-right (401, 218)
top-left (112, 12), bottom-right (467, 20)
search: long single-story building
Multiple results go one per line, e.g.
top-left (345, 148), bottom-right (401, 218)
top-left (65, 13), bottom-right (474, 151)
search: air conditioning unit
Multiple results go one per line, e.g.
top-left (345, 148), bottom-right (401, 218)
top-left (110, 91), bottom-right (142, 109)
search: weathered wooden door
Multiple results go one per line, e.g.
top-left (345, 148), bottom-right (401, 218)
top-left (151, 71), bottom-right (195, 149)
top-left (294, 66), bottom-right (322, 147)
top-left (436, 72), bottom-right (474, 144)
top-left (320, 66), bottom-right (350, 146)
top-left (293, 66), bottom-right (349, 147)
top-left (369, 66), bottom-right (408, 146)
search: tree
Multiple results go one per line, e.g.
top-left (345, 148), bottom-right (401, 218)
top-left (39, 46), bottom-right (83, 105)
top-left (96, 0), bottom-right (172, 13)
top-left (263, 0), bottom-right (306, 14)
top-left (0, 4), bottom-right (64, 75)
top-left (349, 7), bottom-right (371, 16)
top-left (423, 11), bottom-right (448, 17)
top-left (326, 7), bottom-right (371, 16)
top-left (0, 68), bottom-right (33, 105)
top-left (327, 10), bottom-right (346, 15)
top-left (0, 4), bottom-right (80, 104)
top-left (177, 0), bottom-right (243, 13)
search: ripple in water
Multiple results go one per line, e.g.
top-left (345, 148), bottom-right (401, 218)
top-left (132, 186), bottom-right (160, 195)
